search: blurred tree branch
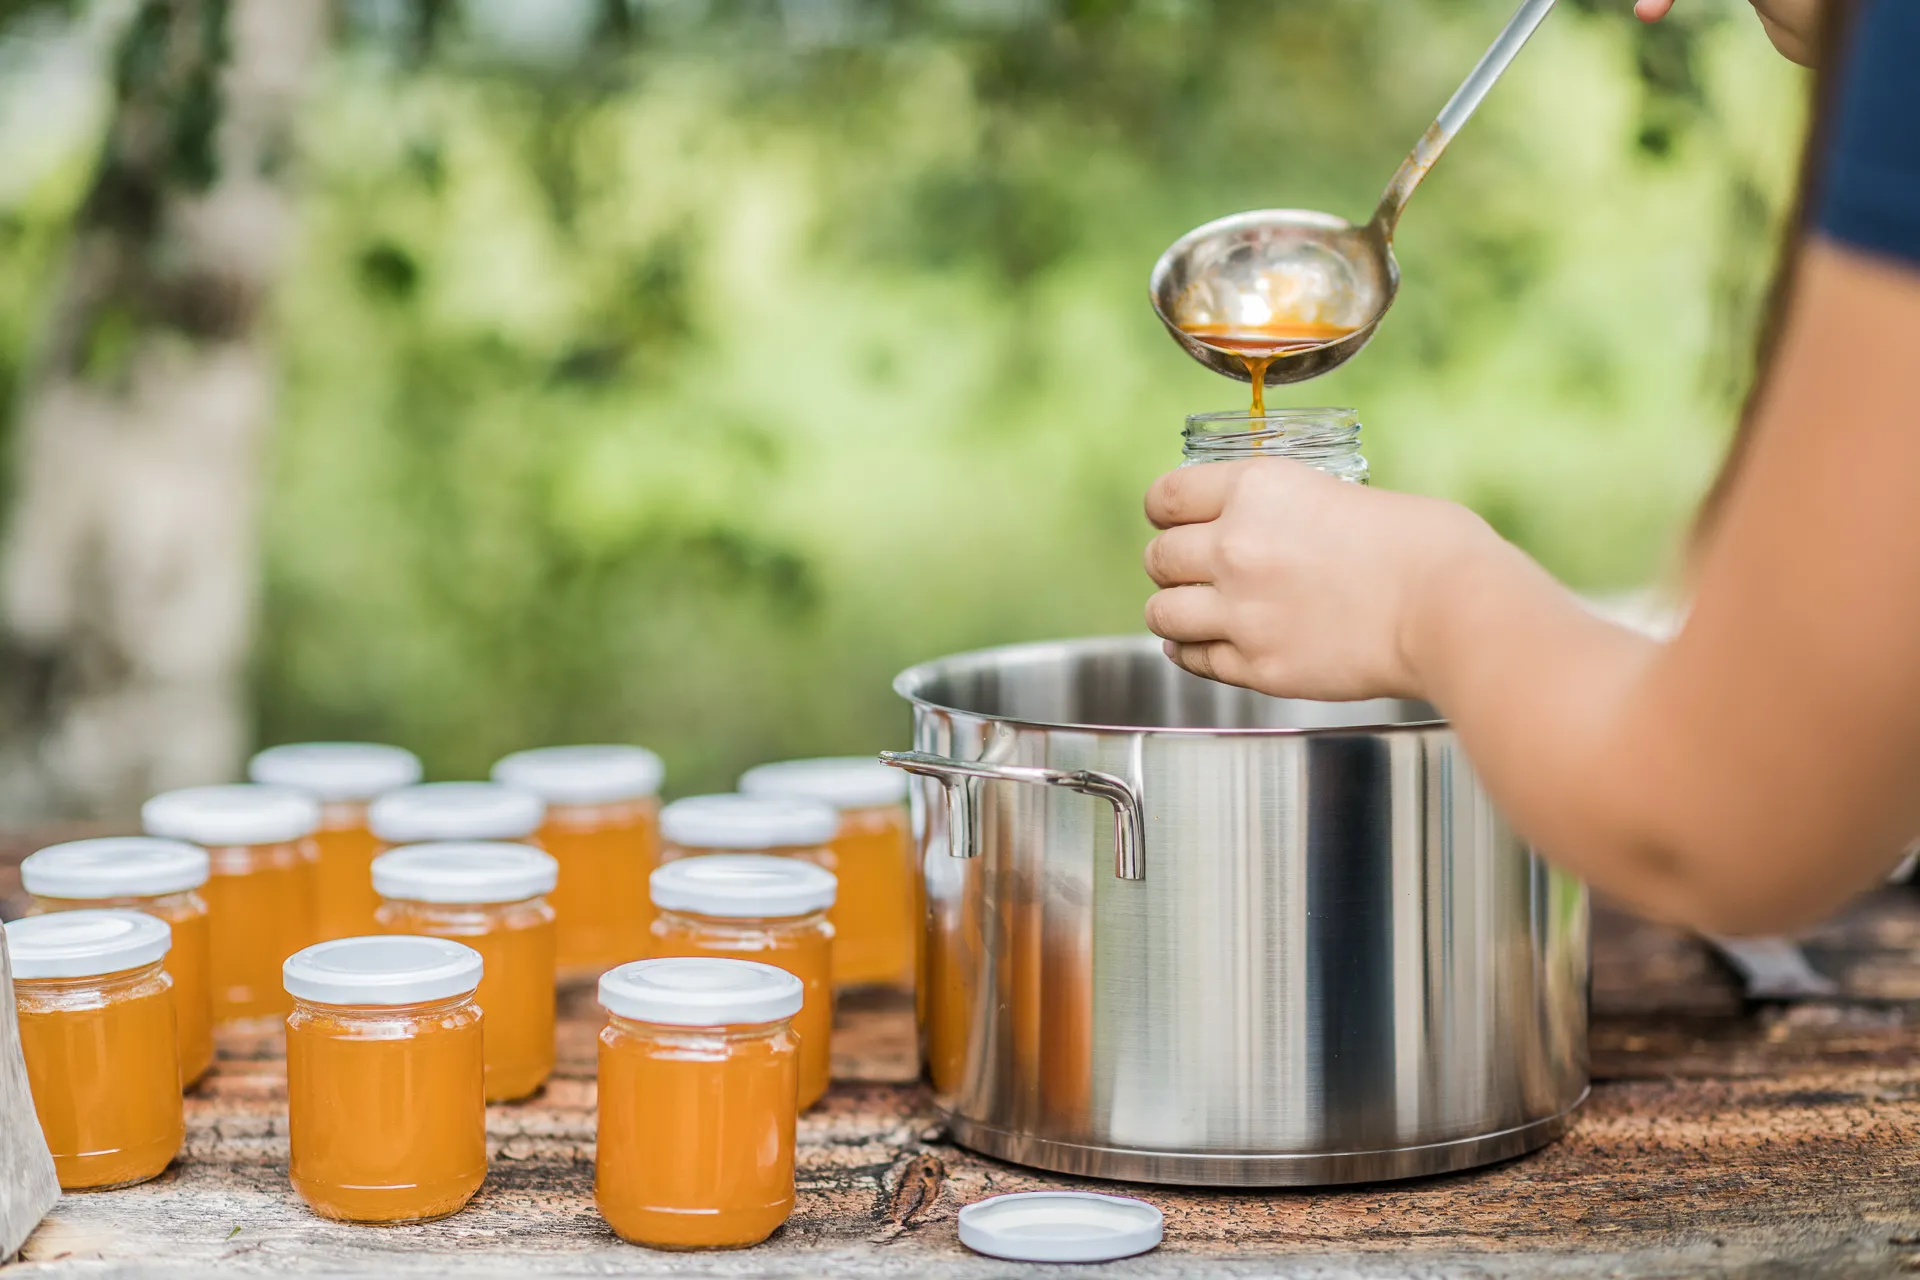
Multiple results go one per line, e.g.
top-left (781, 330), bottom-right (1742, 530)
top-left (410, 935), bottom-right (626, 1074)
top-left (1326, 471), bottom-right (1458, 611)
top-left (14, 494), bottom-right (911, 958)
top-left (0, 0), bottom-right (325, 820)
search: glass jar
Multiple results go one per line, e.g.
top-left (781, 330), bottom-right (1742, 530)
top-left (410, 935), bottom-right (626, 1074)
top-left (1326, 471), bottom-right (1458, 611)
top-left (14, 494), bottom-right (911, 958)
top-left (143, 784), bottom-right (322, 1023)
top-left (596, 957), bottom-right (803, 1250)
top-left (367, 781), bottom-right (546, 853)
top-left (659, 794), bottom-right (838, 869)
top-left (372, 843), bottom-right (559, 1102)
top-left (1182, 407), bottom-right (1370, 482)
top-left (22, 837), bottom-right (216, 1085)
top-left (492, 745), bottom-right (665, 975)
top-left (283, 935), bottom-right (487, 1223)
top-left (647, 855), bottom-right (837, 1109)
top-left (739, 758), bottom-right (912, 989)
top-left (249, 742), bottom-right (423, 942)
top-left (7, 910), bottom-right (184, 1190)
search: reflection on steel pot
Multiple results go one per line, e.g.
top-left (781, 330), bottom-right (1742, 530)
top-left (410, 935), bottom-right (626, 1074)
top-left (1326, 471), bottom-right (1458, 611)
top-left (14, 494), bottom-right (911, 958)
top-left (882, 635), bottom-right (1588, 1187)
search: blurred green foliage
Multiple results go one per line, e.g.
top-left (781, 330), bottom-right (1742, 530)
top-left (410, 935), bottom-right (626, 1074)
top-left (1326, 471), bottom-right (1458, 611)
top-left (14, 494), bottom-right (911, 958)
top-left (0, 0), bottom-right (1803, 792)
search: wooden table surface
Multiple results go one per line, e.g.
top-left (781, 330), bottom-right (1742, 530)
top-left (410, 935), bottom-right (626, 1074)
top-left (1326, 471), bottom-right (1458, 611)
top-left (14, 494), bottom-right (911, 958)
top-left (5, 833), bottom-right (1920, 1278)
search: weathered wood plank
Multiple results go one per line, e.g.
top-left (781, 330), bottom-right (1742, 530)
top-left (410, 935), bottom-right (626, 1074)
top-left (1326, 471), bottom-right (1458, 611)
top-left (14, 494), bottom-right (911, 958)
top-left (0, 928), bottom-right (60, 1261)
top-left (7, 829), bottom-right (1920, 1276)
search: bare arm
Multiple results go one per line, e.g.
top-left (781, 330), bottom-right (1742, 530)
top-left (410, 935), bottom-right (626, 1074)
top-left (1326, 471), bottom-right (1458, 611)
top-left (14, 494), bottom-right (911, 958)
top-left (1143, 242), bottom-right (1920, 934)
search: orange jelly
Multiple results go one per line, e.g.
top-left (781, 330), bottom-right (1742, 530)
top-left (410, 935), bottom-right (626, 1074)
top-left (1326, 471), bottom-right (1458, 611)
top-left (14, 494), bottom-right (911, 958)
top-left (492, 746), bottom-right (666, 974)
top-left (740, 759), bottom-right (914, 988)
top-left (143, 785), bottom-right (322, 1023)
top-left (284, 936), bottom-right (487, 1223)
top-left (8, 911), bottom-right (184, 1190)
top-left (596, 958), bottom-right (802, 1250)
top-left (373, 843), bottom-right (559, 1102)
top-left (23, 836), bottom-right (217, 1085)
top-left (249, 743), bottom-right (424, 942)
top-left (648, 854), bottom-right (836, 1109)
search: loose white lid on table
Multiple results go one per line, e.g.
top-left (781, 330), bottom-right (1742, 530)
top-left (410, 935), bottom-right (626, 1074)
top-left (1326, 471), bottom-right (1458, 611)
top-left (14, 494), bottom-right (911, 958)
top-left (491, 744), bottom-right (665, 806)
top-left (598, 957), bottom-right (803, 1027)
top-left (658, 794), bottom-right (838, 851)
top-left (367, 782), bottom-right (545, 843)
top-left (372, 843), bottom-right (559, 904)
top-left (283, 936), bottom-right (483, 1006)
top-left (738, 756), bottom-right (908, 811)
top-left (142, 784), bottom-right (322, 847)
top-left (21, 837), bottom-right (210, 898)
top-left (956, 1192), bottom-right (1164, 1264)
top-left (5, 910), bottom-right (173, 980)
top-left (248, 742), bottom-right (423, 802)
top-left (650, 854), bottom-right (837, 919)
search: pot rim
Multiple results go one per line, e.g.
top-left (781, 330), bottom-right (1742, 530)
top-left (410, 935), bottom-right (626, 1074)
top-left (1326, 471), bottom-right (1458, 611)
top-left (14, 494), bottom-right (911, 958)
top-left (892, 634), bottom-right (1449, 737)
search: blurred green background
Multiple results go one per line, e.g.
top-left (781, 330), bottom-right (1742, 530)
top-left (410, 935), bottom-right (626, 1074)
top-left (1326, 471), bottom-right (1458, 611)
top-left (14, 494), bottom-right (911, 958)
top-left (0, 0), bottom-right (1802, 796)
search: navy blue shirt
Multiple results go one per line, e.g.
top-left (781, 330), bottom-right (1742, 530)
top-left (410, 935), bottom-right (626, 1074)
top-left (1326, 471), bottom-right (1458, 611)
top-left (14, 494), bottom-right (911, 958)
top-left (1817, 0), bottom-right (1920, 264)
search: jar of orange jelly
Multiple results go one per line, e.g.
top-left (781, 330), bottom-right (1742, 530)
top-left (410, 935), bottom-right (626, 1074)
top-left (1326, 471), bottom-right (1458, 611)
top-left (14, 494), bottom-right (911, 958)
top-left (739, 758), bottom-right (913, 989)
top-left (249, 742), bottom-right (423, 943)
top-left (283, 935), bottom-right (487, 1223)
top-left (491, 745), bottom-right (664, 976)
top-left (21, 837), bottom-right (216, 1085)
top-left (142, 784), bottom-right (321, 1023)
top-left (660, 794), bottom-right (837, 867)
top-left (373, 843), bottom-right (559, 1102)
top-left (368, 781), bottom-right (546, 852)
top-left (7, 910), bottom-right (184, 1190)
top-left (648, 854), bottom-right (836, 1109)
top-left (596, 957), bottom-right (803, 1250)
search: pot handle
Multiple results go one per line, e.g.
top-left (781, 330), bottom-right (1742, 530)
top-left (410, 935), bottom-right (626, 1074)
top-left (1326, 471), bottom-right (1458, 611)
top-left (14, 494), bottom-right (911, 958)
top-left (879, 750), bottom-right (1145, 881)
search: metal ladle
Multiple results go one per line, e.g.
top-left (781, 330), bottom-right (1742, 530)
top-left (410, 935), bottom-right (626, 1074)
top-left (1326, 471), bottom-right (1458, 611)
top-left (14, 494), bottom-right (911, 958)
top-left (1150, 0), bottom-right (1558, 388)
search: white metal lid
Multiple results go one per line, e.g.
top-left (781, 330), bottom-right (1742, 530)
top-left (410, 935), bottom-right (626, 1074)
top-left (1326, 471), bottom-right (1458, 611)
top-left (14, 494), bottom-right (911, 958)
top-left (21, 837), bottom-right (210, 898)
top-left (649, 854), bottom-right (837, 919)
top-left (367, 782), bottom-right (545, 843)
top-left (142, 784), bottom-right (322, 847)
top-left (658, 794), bottom-right (838, 851)
top-left (598, 956), bottom-right (803, 1027)
top-left (738, 756), bottom-right (908, 811)
top-left (491, 744), bottom-right (665, 806)
top-left (283, 935), bottom-right (483, 1006)
top-left (248, 741), bottom-right (424, 802)
top-left (5, 910), bottom-right (173, 979)
top-left (372, 842), bottom-right (558, 904)
top-left (957, 1192), bottom-right (1164, 1264)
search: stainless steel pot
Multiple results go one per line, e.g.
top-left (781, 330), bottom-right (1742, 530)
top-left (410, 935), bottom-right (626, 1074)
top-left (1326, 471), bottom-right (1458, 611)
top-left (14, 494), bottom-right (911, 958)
top-left (882, 635), bottom-right (1588, 1187)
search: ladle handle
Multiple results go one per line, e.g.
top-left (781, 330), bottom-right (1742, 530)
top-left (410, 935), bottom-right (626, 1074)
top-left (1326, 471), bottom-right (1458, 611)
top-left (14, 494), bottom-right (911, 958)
top-left (879, 749), bottom-right (1146, 881)
top-left (1372, 0), bottom-right (1557, 237)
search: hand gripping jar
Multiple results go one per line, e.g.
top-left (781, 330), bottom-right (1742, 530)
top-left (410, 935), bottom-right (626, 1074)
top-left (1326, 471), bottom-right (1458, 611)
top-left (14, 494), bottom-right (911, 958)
top-left (143, 784), bottom-right (322, 1023)
top-left (372, 843), bottom-right (559, 1102)
top-left (648, 855), bottom-right (837, 1109)
top-left (739, 758), bottom-right (912, 989)
top-left (368, 781), bottom-right (546, 853)
top-left (596, 957), bottom-right (804, 1250)
top-left (7, 910), bottom-right (184, 1189)
top-left (21, 837), bottom-right (216, 1085)
top-left (283, 935), bottom-right (487, 1222)
top-left (249, 742), bottom-right (423, 943)
top-left (1182, 406), bottom-right (1369, 479)
top-left (491, 745), bottom-right (665, 975)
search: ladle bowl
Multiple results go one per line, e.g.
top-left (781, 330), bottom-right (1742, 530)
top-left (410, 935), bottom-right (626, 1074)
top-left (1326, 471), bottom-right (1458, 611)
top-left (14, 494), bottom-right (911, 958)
top-left (1149, 209), bottom-right (1395, 386)
top-left (1150, 0), bottom-right (1556, 388)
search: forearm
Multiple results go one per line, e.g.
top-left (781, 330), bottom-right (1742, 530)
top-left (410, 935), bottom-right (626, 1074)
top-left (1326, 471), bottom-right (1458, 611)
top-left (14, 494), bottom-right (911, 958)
top-left (1413, 512), bottom-right (1916, 935)
top-left (1408, 536), bottom-right (1724, 925)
